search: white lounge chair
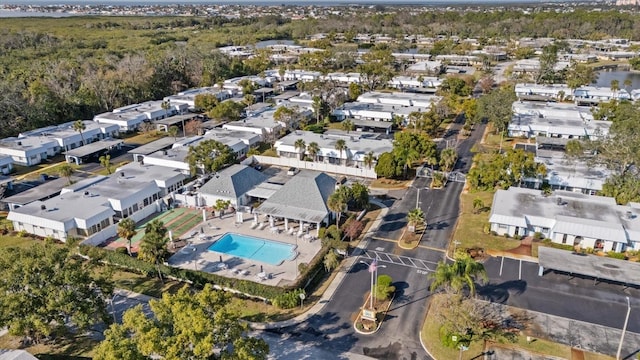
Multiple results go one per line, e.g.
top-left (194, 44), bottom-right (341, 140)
top-left (241, 269), bottom-right (250, 276)
top-left (250, 222), bottom-right (259, 229)
top-left (287, 227), bottom-right (295, 235)
top-left (258, 222), bottom-right (267, 230)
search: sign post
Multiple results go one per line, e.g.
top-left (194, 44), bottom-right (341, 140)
top-left (299, 293), bottom-right (306, 309)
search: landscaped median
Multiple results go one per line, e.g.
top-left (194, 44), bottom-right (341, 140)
top-left (353, 293), bottom-right (395, 335)
top-left (420, 294), bottom-right (614, 360)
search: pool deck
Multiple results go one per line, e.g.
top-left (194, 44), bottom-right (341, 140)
top-left (166, 212), bottom-right (322, 287)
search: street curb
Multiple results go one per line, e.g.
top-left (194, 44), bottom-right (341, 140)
top-left (249, 198), bottom-right (389, 331)
top-left (419, 330), bottom-right (438, 360)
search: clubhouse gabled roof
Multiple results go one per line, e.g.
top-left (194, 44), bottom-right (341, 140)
top-left (256, 170), bottom-right (336, 223)
top-left (199, 164), bottom-right (268, 200)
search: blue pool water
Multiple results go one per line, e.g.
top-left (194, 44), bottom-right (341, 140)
top-left (207, 233), bottom-right (297, 266)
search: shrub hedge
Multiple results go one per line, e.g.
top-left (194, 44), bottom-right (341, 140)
top-left (79, 245), bottom-right (288, 300)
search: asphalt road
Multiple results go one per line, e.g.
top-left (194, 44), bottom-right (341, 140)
top-left (480, 256), bottom-right (640, 333)
top-left (265, 120), bottom-right (486, 360)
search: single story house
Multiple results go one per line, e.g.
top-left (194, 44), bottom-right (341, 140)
top-left (489, 187), bottom-right (640, 252)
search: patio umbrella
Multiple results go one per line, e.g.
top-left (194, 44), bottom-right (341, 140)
top-left (219, 255), bottom-right (223, 263)
top-left (260, 265), bottom-right (263, 273)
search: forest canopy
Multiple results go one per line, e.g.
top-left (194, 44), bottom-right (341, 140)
top-left (1, 9), bottom-right (639, 137)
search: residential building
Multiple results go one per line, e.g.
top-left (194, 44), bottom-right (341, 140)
top-left (509, 101), bottom-right (609, 140)
top-left (164, 87), bottom-right (235, 110)
top-left (94, 100), bottom-right (186, 131)
top-left (388, 76), bottom-right (442, 90)
top-left (20, 120), bottom-right (119, 151)
top-left (0, 136), bottom-right (59, 166)
top-left (573, 85), bottom-right (631, 105)
top-left (142, 129), bottom-right (259, 173)
top-left (523, 155), bottom-right (610, 195)
top-left (7, 163), bottom-right (186, 241)
top-left (515, 83), bottom-right (573, 101)
top-left (406, 61), bottom-right (443, 74)
top-left (274, 130), bottom-right (392, 168)
top-left (357, 91), bottom-right (441, 108)
top-left (489, 187), bottom-right (640, 252)
top-left (0, 156), bottom-right (12, 175)
top-left (0, 120), bottom-right (119, 166)
top-left (512, 59), bottom-right (570, 76)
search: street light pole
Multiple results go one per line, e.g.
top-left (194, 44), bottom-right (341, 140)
top-left (416, 186), bottom-right (420, 209)
top-left (616, 296), bottom-right (631, 360)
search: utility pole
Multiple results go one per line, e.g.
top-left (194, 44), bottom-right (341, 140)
top-left (616, 296), bottom-right (631, 360)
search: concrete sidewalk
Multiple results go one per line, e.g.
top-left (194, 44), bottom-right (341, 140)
top-left (250, 198), bottom-right (388, 331)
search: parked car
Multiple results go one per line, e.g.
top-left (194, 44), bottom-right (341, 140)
top-left (287, 167), bottom-right (299, 175)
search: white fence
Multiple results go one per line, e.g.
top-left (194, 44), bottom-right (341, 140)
top-left (250, 155), bottom-right (377, 179)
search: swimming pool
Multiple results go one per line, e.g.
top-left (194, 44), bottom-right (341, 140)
top-left (207, 233), bottom-right (297, 266)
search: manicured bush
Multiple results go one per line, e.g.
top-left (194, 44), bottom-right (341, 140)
top-left (607, 251), bottom-right (627, 260)
top-left (375, 274), bottom-right (395, 300)
top-left (533, 232), bottom-right (543, 240)
top-left (272, 289), bottom-right (305, 309)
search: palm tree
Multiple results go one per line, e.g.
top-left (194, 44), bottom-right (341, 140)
top-left (312, 96), bottom-right (323, 124)
top-left (168, 125), bottom-right (179, 141)
top-left (73, 120), bottom-right (86, 146)
top-left (341, 119), bottom-right (354, 133)
top-left (439, 148), bottom-right (458, 172)
top-left (407, 208), bottom-right (425, 233)
top-left (425, 152), bottom-right (438, 171)
top-left (429, 255), bottom-right (488, 297)
top-left (99, 154), bottom-right (112, 174)
top-left (294, 139), bottom-right (306, 160)
top-left (161, 100), bottom-right (171, 119)
top-left (327, 193), bottom-right (346, 226)
top-left (624, 78), bottom-right (633, 93)
top-left (323, 250), bottom-right (340, 272)
top-left (117, 218), bottom-right (137, 256)
top-left (307, 142), bottom-right (320, 162)
top-left (58, 163), bottom-right (75, 185)
top-left (363, 151), bottom-right (375, 169)
top-left (139, 219), bottom-right (168, 282)
top-left (408, 112), bottom-right (422, 132)
top-left (611, 79), bottom-right (620, 99)
top-left (334, 139), bottom-right (348, 166)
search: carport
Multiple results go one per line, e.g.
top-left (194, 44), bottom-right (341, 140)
top-left (64, 138), bottom-right (123, 165)
top-left (538, 246), bottom-right (640, 287)
top-left (155, 114), bottom-right (198, 132)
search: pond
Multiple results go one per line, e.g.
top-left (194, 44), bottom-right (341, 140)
top-left (594, 70), bottom-right (640, 90)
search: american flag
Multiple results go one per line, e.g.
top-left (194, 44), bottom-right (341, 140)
top-left (368, 258), bottom-right (378, 273)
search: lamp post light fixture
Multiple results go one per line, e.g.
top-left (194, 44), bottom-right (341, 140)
top-left (616, 296), bottom-right (631, 360)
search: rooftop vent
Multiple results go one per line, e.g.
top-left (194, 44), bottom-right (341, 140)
top-left (40, 204), bottom-right (46, 210)
top-left (556, 197), bottom-right (563, 206)
top-left (626, 211), bottom-right (634, 220)
top-left (17, 141), bottom-right (21, 146)
top-left (120, 172), bottom-right (125, 178)
top-left (84, 191), bottom-right (90, 196)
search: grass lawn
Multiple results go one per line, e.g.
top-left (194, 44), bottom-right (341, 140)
top-left (109, 269), bottom-right (185, 298)
top-left (370, 178), bottom-right (411, 189)
top-left (122, 131), bottom-right (166, 146)
top-left (0, 333), bottom-right (98, 360)
top-left (0, 234), bottom-right (41, 248)
top-left (451, 190), bottom-right (521, 255)
top-left (421, 294), bottom-right (613, 360)
top-left (91, 161), bottom-right (130, 176)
